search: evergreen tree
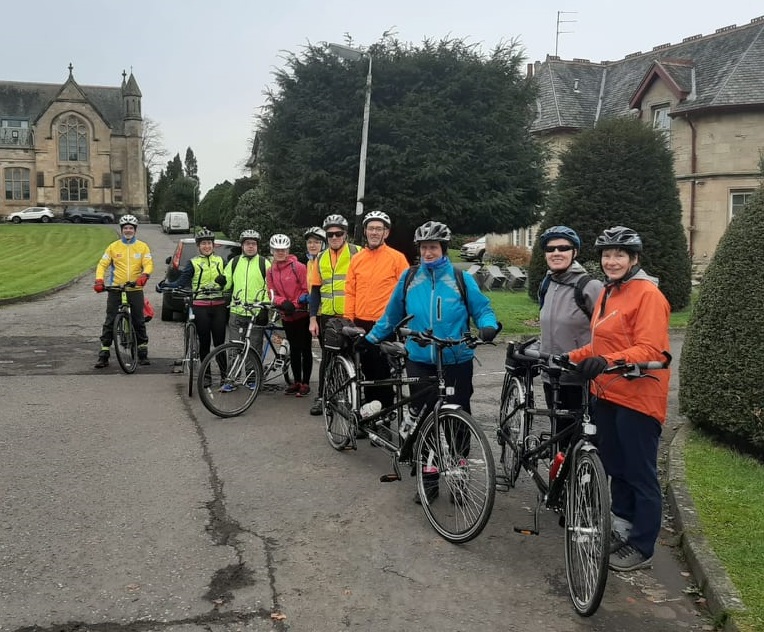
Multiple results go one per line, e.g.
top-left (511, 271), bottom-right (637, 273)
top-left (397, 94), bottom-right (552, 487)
top-left (184, 147), bottom-right (198, 180)
top-left (196, 181), bottom-right (233, 231)
top-left (526, 117), bottom-right (691, 311)
top-left (679, 185), bottom-right (764, 458)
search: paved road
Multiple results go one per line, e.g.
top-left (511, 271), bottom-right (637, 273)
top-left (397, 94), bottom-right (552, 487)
top-left (0, 225), bottom-right (712, 631)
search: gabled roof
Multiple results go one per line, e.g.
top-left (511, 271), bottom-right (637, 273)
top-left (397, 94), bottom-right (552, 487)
top-left (532, 15), bottom-right (764, 133)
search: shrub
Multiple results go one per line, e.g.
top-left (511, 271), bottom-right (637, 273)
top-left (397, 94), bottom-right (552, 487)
top-left (679, 187), bottom-right (764, 458)
top-left (488, 244), bottom-right (531, 267)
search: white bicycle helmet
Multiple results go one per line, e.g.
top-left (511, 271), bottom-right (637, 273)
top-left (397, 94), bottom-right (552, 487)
top-left (239, 229), bottom-right (261, 244)
top-left (119, 214), bottom-right (139, 227)
top-left (269, 234), bottom-right (291, 249)
top-left (322, 214), bottom-right (348, 231)
top-left (363, 210), bottom-right (391, 228)
top-left (304, 226), bottom-right (326, 242)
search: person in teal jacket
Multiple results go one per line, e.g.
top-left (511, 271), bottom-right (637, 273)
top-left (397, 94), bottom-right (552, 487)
top-left (364, 221), bottom-right (499, 503)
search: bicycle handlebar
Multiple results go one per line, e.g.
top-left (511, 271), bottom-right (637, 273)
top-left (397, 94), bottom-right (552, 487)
top-left (398, 327), bottom-right (484, 349)
top-left (104, 282), bottom-right (137, 291)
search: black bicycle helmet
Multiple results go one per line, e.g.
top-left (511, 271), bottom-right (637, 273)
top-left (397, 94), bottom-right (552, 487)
top-left (239, 229), bottom-right (260, 244)
top-left (195, 228), bottom-right (216, 244)
top-left (594, 226), bottom-right (643, 252)
top-left (322, 214), bottom-right (348, 231)
top-left (362, 210), bottom-right (391, 228)
top-left (413, 221), bottom-right (451, 244)
top-left (540, 225), bottom-right (581, 249)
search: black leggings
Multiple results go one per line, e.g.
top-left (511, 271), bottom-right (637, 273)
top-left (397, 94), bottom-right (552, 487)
top-left (282, 317), bottom-right (313, 384)
top-left (194, 304), bottom-right (227, 361)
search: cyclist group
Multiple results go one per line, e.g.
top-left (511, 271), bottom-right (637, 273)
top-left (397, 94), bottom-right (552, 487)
top-left (93, 213), bottom-right (669, 574)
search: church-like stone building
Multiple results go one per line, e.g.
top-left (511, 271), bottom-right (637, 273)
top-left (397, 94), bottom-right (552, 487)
top-left (0, 65), bottom-right (146, 219)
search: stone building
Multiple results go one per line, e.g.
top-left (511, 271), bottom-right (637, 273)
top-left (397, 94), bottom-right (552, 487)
top-left (0, 65), bottom-right (146, 219)
top-left (528, 15), bottom-right (764, 272)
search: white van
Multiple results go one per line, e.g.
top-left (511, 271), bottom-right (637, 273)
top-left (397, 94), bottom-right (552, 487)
top-left (162, 212), bottom-right (190, 234)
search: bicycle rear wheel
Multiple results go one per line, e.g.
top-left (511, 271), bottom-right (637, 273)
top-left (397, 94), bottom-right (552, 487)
top-left (498, 374), bottom-right (525, 486)
top-left (323, 355), bottom-right (356, 450)
top-left (197, 342), bottom-right (263, 418)
top-left (184, 322), bottom-right (198, 397)
top-left (564, 448), bottom-right (611, 616)
top-left (415, 408), bottom-right (496, 544)
top-left (262, 337), bottom-right (293, 387)
top-left (113, 312), bottom-right (138, 374)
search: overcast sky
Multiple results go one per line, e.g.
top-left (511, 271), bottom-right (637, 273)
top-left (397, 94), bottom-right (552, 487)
top-left (3, 1), bottom-right (760, 194)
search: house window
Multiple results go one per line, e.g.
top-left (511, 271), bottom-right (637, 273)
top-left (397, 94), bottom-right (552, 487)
top-left (58, 115), bottom-right (89, 162)
top-left (652, 105), bottom-right (671, 146)
top-left (60, 177), bottom-right (89, 202)
top-left (730, 190), bottom-right (754, 220)
top-left (526, 227), bottom-right (535, 248)
top-left (113, 171), bottom-right (123, 203)
top-left (4, 168), bottom-right (31, 200)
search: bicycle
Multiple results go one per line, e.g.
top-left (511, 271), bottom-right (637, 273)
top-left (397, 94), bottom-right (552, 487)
top-left (322, 317), bottom-right (496, 544)
top-left (496, 338), bottom-right (670, 616)
top-left (197, 298), bottom-right (269, 418)
top-left (259, 307), bottom-right (293, 390)
top-left (104, 282), bottom-right (138, 374)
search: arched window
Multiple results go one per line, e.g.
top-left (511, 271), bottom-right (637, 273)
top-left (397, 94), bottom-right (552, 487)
top-left (4, 167), bottom-right (31, 200)
top-left (58, 115), bottom-right (89, 162)
top-left (60, 177), bottom-right (89, 202)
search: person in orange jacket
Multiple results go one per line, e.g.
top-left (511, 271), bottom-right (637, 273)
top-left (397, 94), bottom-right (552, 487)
top-left (565, 226), bottom-right (670, 573)
top-left (345, 211), bottom-right (409, 413)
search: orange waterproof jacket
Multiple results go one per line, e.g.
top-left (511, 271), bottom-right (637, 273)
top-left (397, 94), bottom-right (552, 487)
top-left (344, 243), bottom-right (409, 322)
top-left (567, 270), bottom-right (671, 422)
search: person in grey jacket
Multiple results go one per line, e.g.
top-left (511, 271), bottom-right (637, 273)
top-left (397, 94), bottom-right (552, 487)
top-left (538, 226), bottom-right (604, 431)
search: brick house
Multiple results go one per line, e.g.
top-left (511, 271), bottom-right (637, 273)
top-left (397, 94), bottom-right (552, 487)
top-left (0, 65), bottom-right (147, 219)
top-left (528, 15), bottom-right (764, 272)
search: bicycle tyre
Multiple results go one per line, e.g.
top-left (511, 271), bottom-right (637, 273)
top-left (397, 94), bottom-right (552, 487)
top-left (498, 374), bottom-right (525, 487)
top-left (564, 448), bottom-right (611, 616)
top-left (184, 322), bottom-right (198, 397)
top-left (197, 342), bottom-right (263, 418)
top-left (261, 337), bottom-right (293, 387)
top-left (113, 311), bottom-right (138, 374)
top-left (415, 408), bottom-right (496, 544)
top-left (323, 354), bottom-right (357, 450)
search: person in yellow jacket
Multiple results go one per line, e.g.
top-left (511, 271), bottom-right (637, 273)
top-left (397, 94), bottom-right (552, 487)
top-left (307, 214), bottom-right (359, 415)
top-left (345, 211), bottom-right (409, 413)
top-left (93, 214), bottom-right (154, 368)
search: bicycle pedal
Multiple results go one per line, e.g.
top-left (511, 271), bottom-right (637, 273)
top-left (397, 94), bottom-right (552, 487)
top-left (379, 473), bottom-right (400, 483)
top-left (495, 478), bottom-right (511, 493)
top-left (513, 526), bottom-right (539, 536)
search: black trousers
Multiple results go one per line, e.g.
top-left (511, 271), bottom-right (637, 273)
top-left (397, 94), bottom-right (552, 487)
top-left (354, 318), bottom-right (394, 408)
top-left (100, 289), bottom-right (148, 348)
top-left (316, 314), bottom-right (336, 396)
top-left (282, 317), bottom-right (313, 384)
top-left (194, 304), bottom-right (227, 361)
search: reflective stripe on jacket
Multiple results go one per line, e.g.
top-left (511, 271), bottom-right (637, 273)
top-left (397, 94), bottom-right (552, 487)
top-left (191, 254), bottom-right (225, 301)
top-left (316, 244), bottom-right (356, 316)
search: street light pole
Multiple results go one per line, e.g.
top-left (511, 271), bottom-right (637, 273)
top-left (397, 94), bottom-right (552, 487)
top-left (190, 177), bottom-right (199, 231)
top-left (328, 43), bottom-right (372, 244)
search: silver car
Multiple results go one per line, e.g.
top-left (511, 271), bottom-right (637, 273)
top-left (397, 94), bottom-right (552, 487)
top-left (6, 207), bottom-right (56, 223)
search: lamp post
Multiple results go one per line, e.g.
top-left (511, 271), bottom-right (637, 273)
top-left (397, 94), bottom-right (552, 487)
top-left (328, 42), bottom-right (372, 244)
top-left (189, 177), bottom-right (200, 231)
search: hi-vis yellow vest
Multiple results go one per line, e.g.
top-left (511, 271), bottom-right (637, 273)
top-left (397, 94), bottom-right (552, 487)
top-left (317, 244), bottom-right (357, 316)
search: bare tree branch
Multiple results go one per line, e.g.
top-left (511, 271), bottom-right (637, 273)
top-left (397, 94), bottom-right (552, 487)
top-left (142, 117), bottom-right (169, 177)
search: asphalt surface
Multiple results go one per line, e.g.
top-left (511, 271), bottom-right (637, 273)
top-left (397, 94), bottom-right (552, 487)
top-left (0, 224), bottom-right (733, 631)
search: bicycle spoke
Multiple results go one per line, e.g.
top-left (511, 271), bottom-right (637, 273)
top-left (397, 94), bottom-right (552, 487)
top-left (198, 343), bottom-right (262, 418)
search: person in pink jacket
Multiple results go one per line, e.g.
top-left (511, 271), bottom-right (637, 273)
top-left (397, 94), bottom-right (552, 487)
top-left (266, 234), bottom-right (312, 397)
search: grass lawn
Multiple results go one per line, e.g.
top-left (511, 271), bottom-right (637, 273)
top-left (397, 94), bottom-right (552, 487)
top-left (684, 430), bottom-right (764, 631)
top-left (0, 223), bottom-right (116, 300)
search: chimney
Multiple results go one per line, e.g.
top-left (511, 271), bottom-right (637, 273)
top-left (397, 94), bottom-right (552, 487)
top-left (526, 63), bottom-right (534, 78)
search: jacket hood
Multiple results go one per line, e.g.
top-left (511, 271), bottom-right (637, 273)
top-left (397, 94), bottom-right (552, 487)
top-left (550, 260), bottom-right (588, 283)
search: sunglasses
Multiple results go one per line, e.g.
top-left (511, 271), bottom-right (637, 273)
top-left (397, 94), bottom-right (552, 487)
top-left (544, 244), bottom-right (575, 253)
top-left (326, 231), bottom-right (345, 238)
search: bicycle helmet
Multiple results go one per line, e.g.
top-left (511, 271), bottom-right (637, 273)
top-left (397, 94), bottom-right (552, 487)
top-left (540, 225), bottom-right (581, 249)
top-left (413, 220), bottom-right (451, 244)
top-left (269, 233), bottom-right (291, 249)
top-left (119, 214), bottom-right (139, 228)
top-left (594, 226), bottom-right (643, 252)
top-left (322, 214), bottom-right (348, 231)
top-left (363, 210), bottom-right (391, 228)
top-left (304, 226), bottom-right (326, 242)
top-left (195, 228), bottom-right (216, 244)
top-left (239, 229), bottom-right (261, 244)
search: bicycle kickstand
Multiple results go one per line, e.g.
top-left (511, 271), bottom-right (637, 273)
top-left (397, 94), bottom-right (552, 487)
top-left (379, 456), bottom-right (401, 483)
top-left (513, 490), bottom-right (543, 536)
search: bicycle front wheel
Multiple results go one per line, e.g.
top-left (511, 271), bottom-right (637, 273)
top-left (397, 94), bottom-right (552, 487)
top-left (415, 408), bottom-right (496, 544)
top-left (197, 342), bottom-right (263, 418)
top-left (323, 354), bottom-right (357, 450)
top-left (564, 447), bottom-right (611, 616)
top-left (113, 311), bottom-right (138, 374)
top-left (498, 374), bottom-right (525, 486)
top-left (184, 322), bottom-right (198, 397)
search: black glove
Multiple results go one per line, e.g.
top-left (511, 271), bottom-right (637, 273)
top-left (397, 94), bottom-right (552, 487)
top-left (215, 274), bottom-right (227, 288)
top-left (355, 335), bottom-right (374, 353)
top-left (478, 326), bottom-right (498, 342)
top-left (280, 300), bottom-right (296, 315)
top-left (577, 356), bottom-right (608, 379)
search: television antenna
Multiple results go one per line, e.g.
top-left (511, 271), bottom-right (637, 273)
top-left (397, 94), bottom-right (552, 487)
top-left (555, 11), bottom-right (578, 57)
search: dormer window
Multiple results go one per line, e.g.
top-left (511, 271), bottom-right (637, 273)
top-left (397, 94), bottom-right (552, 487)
top-left (58, 115), bottom-right (89, 162)
top-left (652, 105), bottom-right (671, 146)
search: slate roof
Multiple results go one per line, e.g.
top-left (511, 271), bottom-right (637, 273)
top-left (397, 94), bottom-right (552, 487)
top-left (0, 79), bottom-right (127, 134)
top-left (531, 16), bottom-right (764, 133)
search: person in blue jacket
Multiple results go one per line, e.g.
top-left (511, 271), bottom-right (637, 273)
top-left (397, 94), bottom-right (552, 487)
top-left (363, 220), bottom-right (499, 503)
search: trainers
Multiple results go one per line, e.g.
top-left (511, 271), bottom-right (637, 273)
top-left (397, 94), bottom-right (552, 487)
top-left (296, 383), bottom-right (311, 397)
top-left (310, 397), bottom-right (323, 416)
top-left (246, 382), bottom-right (258, 391)
top-left (609, 530), bottom-right (628, 554)
top-left (94, 353), bottom-right (109, 369)
top-left (609, 544), bottom-right (652, 572)
top-left (219, 383), bottom-right (236, 393)
top-left (284, 382), bottom-right (301, 395)
top-left (138, 356), bottom-right (151, 366)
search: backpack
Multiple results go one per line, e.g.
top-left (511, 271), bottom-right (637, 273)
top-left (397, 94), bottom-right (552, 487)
top-left (537, 273), bottom-right (593, 320)
top-left (230, 254), bottom-right (267, 280)
top-left (402, 265), bottom-right (468, 312)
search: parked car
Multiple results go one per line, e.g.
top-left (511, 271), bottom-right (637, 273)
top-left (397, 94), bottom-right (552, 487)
top-left (160, 237), bottom-right (241, 321)
top-left (460, 235), bottom-right (487, 262)
top-left (161, 212), bottom-right (190, 234)
top-left (63, 207), bottom-right (115, 224)
top-left (6, 206), bottom-right (56, 223)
